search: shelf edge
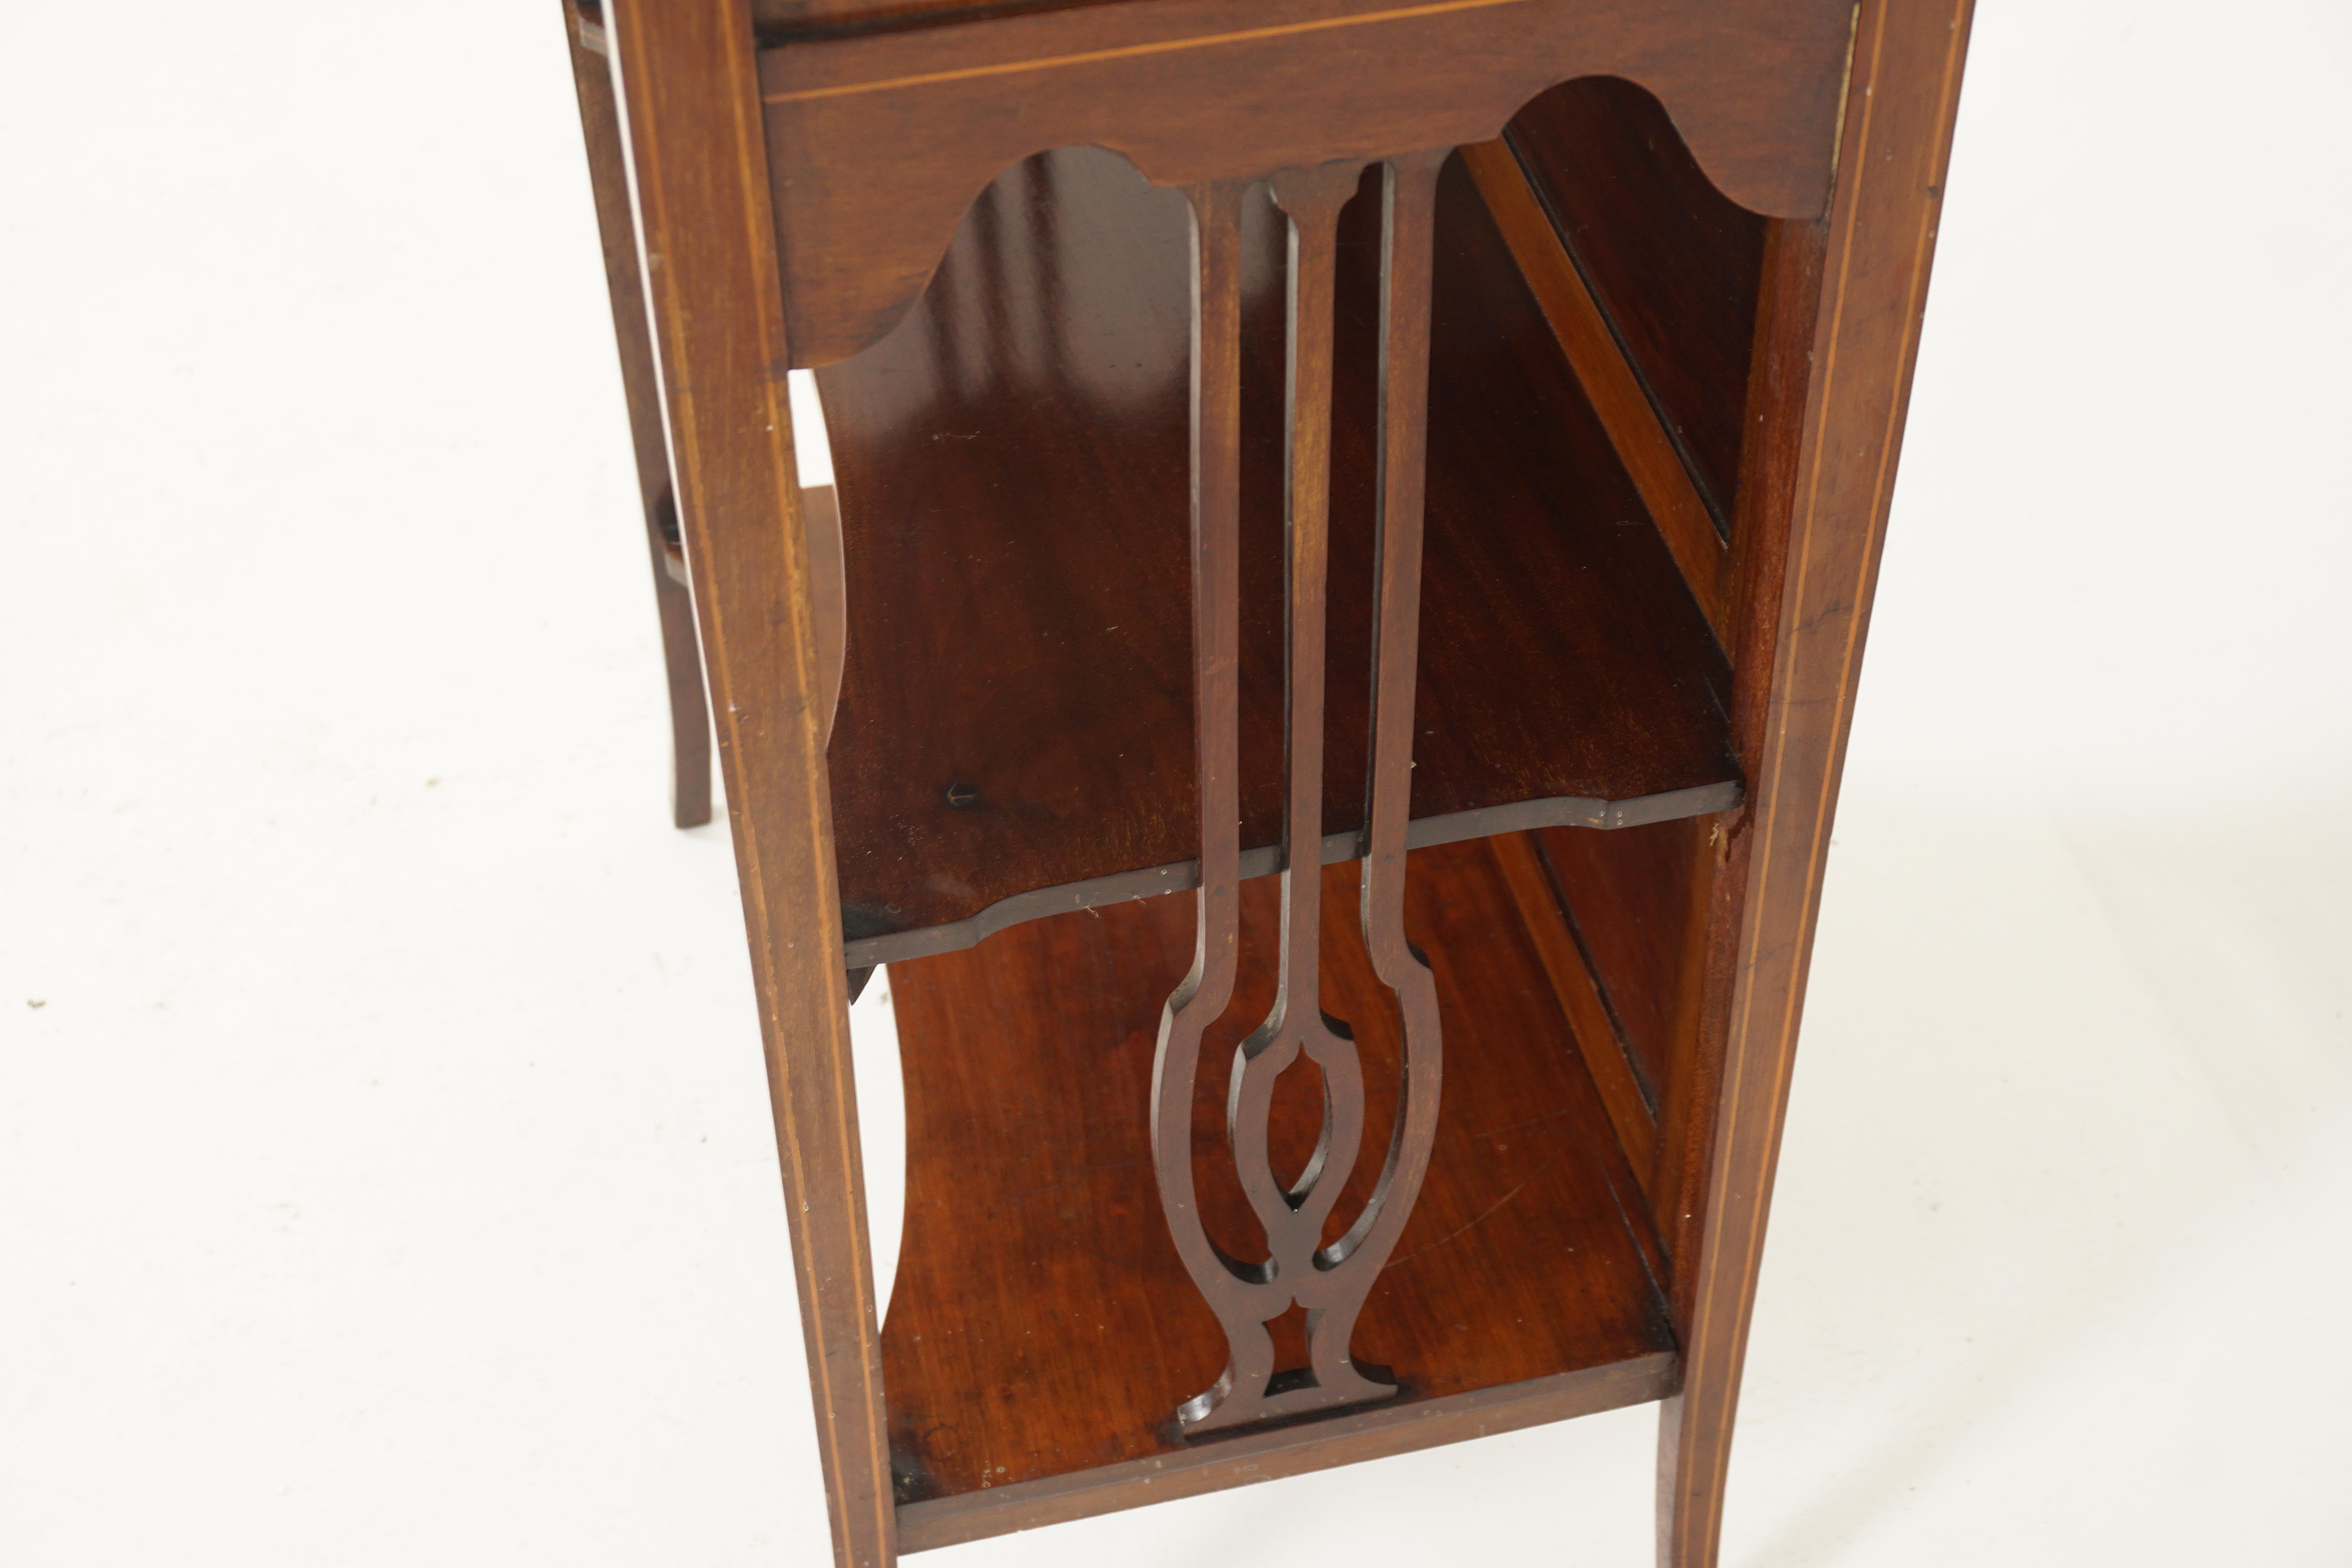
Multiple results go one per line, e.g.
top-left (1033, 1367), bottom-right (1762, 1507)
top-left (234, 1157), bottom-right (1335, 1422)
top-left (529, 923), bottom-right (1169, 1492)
top-left (841, 781), bottom-right (1742, 967)
top-left (895, 1350), bottom-right (1677, 1553)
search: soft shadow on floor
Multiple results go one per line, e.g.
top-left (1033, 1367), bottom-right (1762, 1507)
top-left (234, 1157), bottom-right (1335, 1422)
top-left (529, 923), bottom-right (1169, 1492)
top-left (1727, 791), bottom-right (2352, 1567)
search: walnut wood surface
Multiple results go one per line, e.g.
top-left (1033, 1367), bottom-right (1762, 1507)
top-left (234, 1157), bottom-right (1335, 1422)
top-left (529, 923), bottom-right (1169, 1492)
top-left (1506, 76), bottom-right (1771, 535)
top-left (1657, 5), bottom-right (1977, 1565)
top-left (756, 0), bottom-right (1855, 365)
top-left (562, 2), bottom-right (713, 828)
top-left (601, 5), bottom-right (895, 1566)
top-left (880, 840), bottom-right (1672, 1514)
top-left (817, 146), bottom-right (1735, 945)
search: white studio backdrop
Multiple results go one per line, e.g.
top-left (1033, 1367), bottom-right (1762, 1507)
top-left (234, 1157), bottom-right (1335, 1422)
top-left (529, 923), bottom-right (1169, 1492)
top-left (2, 2), bottom-right (2345, 1565)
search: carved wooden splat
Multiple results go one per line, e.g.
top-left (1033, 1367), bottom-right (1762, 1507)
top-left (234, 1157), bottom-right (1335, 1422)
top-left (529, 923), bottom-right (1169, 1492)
top-left (1151, 151), bottom-right (1447, 1437)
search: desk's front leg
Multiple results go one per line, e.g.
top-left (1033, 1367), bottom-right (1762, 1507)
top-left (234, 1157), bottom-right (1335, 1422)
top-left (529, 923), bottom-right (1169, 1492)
top-left (604, 3), bottom-right (894, 1566)
top-left (1659, 3), bottom-right (1976, 1565)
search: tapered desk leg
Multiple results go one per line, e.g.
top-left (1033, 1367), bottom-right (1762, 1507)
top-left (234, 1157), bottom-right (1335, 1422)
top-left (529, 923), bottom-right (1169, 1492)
top-left (1659, 3), bottom-right (1975, 1564)
top-left (605, 4), bottom-right (895, 1566)
top-left (561, 0), bottom-right (712, 829)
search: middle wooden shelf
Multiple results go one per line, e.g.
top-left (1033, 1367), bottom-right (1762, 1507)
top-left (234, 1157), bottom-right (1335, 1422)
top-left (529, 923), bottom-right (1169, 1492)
top-left (816, 144), bottom-right (1735, 967)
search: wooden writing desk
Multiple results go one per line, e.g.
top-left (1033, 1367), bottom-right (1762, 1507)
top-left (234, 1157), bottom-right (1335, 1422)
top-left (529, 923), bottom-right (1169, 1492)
top-left (560, 2), bottom-right (1973, 1562)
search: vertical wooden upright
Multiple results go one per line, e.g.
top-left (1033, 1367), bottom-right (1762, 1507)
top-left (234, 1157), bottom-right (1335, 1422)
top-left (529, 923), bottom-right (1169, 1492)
top-left (1659, 2), bottom-right (1976, 1564)
top-left (601, 3), bottom-right (896, 1566)
top-left (558, 0), bottom-right (713, 829)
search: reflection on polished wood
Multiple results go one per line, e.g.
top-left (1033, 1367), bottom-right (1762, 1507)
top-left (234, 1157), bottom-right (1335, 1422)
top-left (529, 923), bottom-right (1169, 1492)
top-left (1148, 156), bottom-right (1453, 1439)
top-left (1507, 77), bottom-right (1770, 534)
top-left (754, 0), bottom-right (1855, 364)
top-left (589, 2), bottom-right (1975, 1561)
top-left (1460, 137), bottom-right (1731, 646)
top-left (817, 146), bottom-right (1735, 951)
top-left (880, 840), bottom-right (1672, 1537)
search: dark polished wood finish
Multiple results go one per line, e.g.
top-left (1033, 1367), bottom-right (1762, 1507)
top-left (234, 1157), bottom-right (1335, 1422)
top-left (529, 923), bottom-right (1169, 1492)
top-left (903, 1355), bottom-right (1676, 1552)
top-left (1459, 137), bottom-right (1729, 647)
top-left (1657, 5), bottom-right (1978, 1566)
top-left (599, 5), bottom-right (895, 1565)
top-left (1507, 77), bottom-right (1771, 535)
top-left (802, 482), bottom-right (849, 746)
top-left (882, 840), bottom-right (1672, 1534)
top-left (1147, 173), bottom-right (1263, 1428)
top-left (1537, 818), bottom-right (1706, 1113)
top-left (1490, 828), bottom-right (1657, 1186)
top-left (561, 0), bottom-right (712, 828)
top-left (757, 0), bottom-right (1855, 366)
top-left (750, 0), bottom-right (1123, 39)
top-left (817, 146), bottom-right (1736, 953)
top-left (1147, 153), bottom-right (1453, 1437)
top-left (577, 1), bottom-right (1974, 1562)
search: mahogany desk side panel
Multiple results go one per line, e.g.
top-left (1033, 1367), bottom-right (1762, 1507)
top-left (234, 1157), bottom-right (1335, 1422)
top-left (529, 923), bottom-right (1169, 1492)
top-left (583, 2), bottom-right (1975, 1565)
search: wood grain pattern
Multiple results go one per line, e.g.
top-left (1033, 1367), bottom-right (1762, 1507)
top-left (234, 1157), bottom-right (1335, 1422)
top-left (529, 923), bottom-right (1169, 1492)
top-left (1658, 4), bottom-right (1977, 1565)
top-left (881, 840), bottom-right (1673, 1523)
top-left (601, 4), bottom-right (893, 1565)
top-left (899, 1352), bottom-right (1674, 1551)
top-left (800, 482), bottom-right (848, 746)
top-left (751, 0), bottom-right (1118, 40)
top-left (1145, 174), bottom-right (1266, 1429)
top-left (1341, 144), bottom-right (1450, 1392)
top-left (574, 4), bottom-right (1971, 1561)
top-left (1146, 161), bottom-right (1421, 1437)
top-left (817, 146), bottom-right (1735, 947)
top-left (1505, 75), bottom-right (1771, 535)
top-left (561, 0), bottom-right (713, 828)
top-left (1459, 137), bottom-right (1729, 646)
top-left (1537, 817), bottom-right (1706, 1111)
top-left (835, 781), bottom-right (1740, 969)
top-left (1489, 829), bottom-right (1655, 1182)
top-left (757, 0), bottom-right (1855, 365)
top-left (1644, 215), bottom-right (1826, 1316)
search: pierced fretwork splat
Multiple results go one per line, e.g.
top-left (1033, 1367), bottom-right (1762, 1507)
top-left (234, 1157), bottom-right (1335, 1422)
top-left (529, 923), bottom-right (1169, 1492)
top-left (1152, 150), bottom-right (1448, 1438)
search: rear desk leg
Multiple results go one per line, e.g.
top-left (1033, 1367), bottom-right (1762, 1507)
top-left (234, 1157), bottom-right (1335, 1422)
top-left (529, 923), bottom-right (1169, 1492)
top-left (561, 0), bottom-right (713, 829)
top-left (605, 3), bottom-right (895, 1565)
top-left (1659, 2), bottom-right (1975, 1564)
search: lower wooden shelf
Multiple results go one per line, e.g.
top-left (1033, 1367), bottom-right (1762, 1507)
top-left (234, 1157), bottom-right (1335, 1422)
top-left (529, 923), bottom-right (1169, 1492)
top-left (880, 835), bottom-right (1677, 1548)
